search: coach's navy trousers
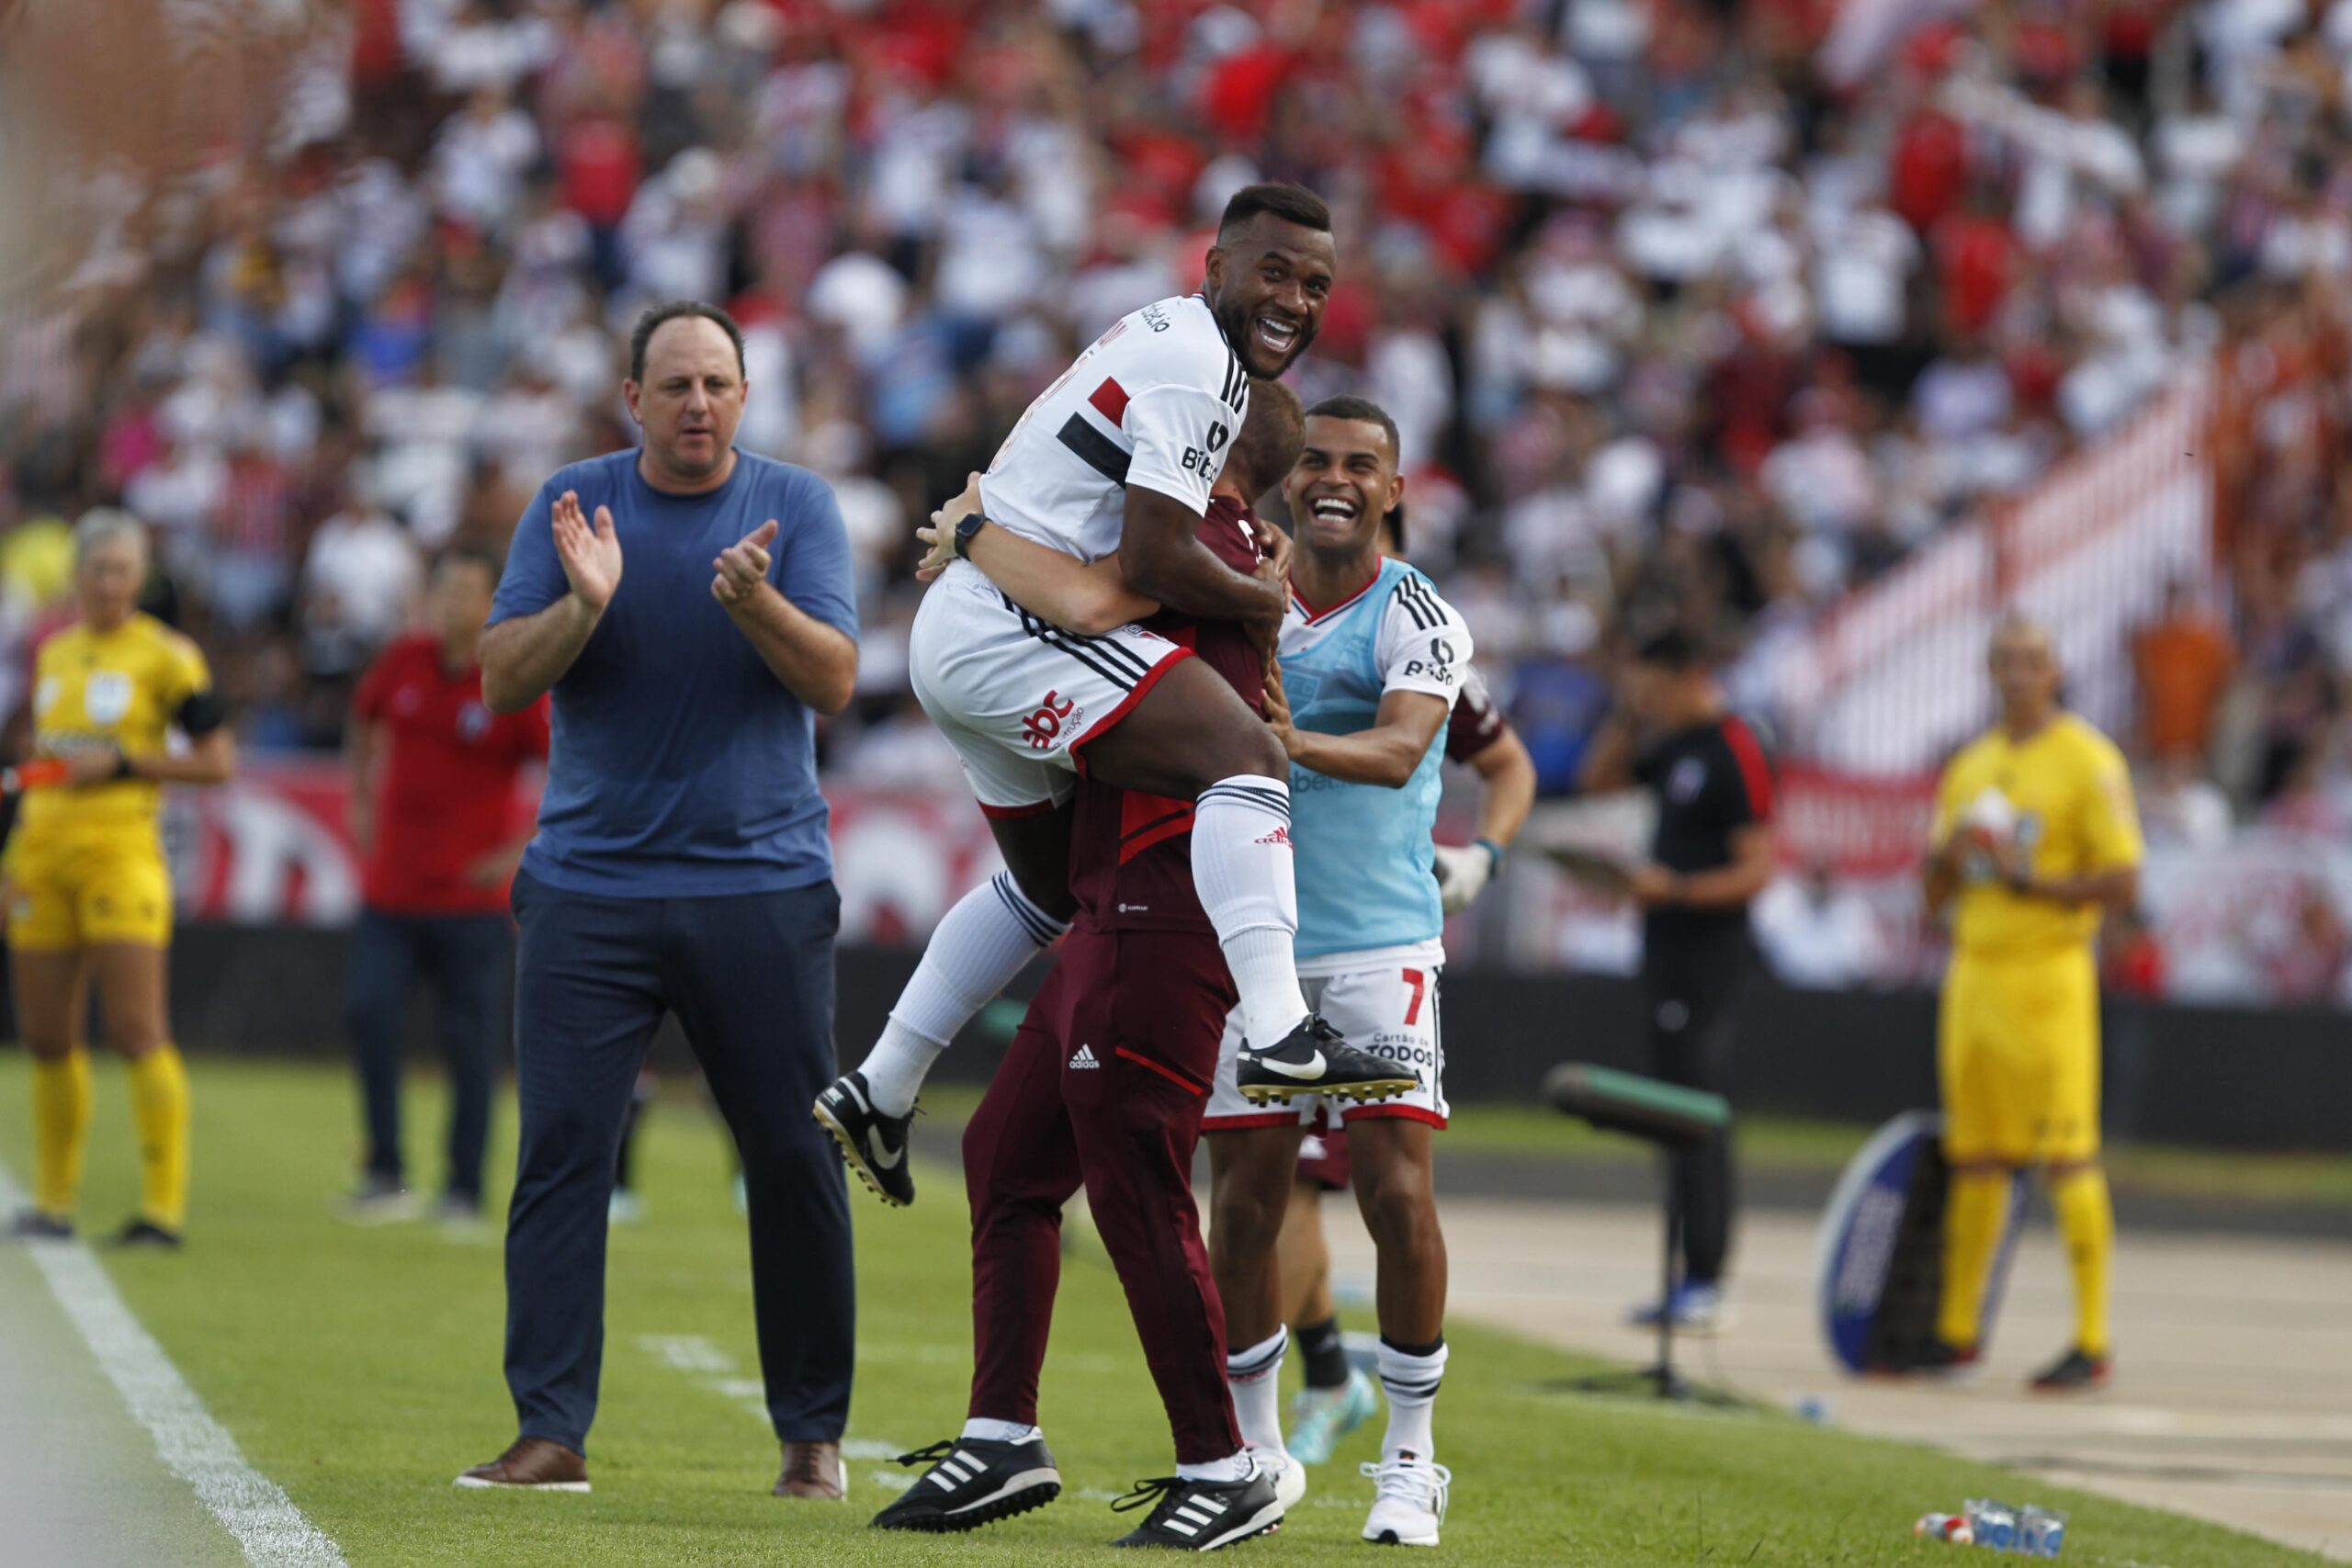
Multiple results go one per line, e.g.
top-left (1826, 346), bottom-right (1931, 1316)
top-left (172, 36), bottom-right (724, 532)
top-left (503, 871), bottom-right (853, 1455)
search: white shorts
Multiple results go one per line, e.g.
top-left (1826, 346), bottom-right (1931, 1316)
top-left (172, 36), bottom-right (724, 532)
top-left (910, 560), bottom-right (1193, 816)
top-left (1202, 962), bottom-right (1449, 1132)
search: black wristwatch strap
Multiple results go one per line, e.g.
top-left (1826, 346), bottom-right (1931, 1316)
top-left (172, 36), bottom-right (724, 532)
top-left (954, 512), bottom-right (989, 558)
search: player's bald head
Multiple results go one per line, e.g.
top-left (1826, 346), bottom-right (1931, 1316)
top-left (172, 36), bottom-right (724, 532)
top-left (1989, 615), bottom-right (2053, 663)
top-left (1988, 614), bottom-right (2060, 721)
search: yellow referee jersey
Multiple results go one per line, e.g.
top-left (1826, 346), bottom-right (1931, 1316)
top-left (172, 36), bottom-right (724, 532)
top-left (15, 614), bottom-right (213, 841)
top-left (1931, 712), bottom-right (2143, 954)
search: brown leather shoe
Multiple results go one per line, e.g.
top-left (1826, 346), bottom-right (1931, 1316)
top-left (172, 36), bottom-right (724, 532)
top-left (775, 1439), bottom-right (846, 1500)
top-left (455, 1437), bottom-right (591, 1492)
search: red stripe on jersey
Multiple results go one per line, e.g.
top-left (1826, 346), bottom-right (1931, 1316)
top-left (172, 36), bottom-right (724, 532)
top-left (1114, 1046), bottom-right (1207, 1096)
top-left (1118, 791), bottom-right (1194, 865)
top-left (1090, 378), bottom-right (1130, 425)
top-left (1721, 716), bottom-right (1774, 822)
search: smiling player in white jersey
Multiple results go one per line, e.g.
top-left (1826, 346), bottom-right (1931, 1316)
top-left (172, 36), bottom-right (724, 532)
top-left (816, 186), bottom-right (1417, 1207)
top-left (1201, 397), bottom-right (1468, 1548)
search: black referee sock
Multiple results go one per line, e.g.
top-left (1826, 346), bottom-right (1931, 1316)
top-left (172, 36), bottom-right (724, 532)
top-left (1296, 1314), bottom-right (1351, 1392)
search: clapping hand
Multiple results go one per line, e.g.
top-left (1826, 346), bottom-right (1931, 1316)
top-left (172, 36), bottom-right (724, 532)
top-left (713, 520), bottom-right (780, 608)
top-left (552, 491), bottom-right (622, 611)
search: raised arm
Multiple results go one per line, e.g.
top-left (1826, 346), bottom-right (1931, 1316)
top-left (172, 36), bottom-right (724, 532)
top-left (711, 518), bottom-right (858, 715)
top-left (1265, 671), bottom-right (1450, 788)
top-left (481, 490), bottom-right (617, 714)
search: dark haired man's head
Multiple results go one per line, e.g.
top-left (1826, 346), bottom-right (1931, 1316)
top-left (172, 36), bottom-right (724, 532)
top-left (628, 300), bottom-right (745, 383)
top-left (1624, 626), bottom-right (1721, 725)
top-left (624, 301), bottom-right (749, 490)
top-left (1227, 378), bottom-right (1306, 502)
top-left (431, 543), bottom-right (504, 653)
top-left (1205, 183), bottom-right (1336, 378)
top-left (1283, 397), bottom-right (1401, 565)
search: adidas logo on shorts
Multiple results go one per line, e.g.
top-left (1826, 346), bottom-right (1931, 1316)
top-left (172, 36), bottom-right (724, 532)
top-left (1069, 1044), bottom-right (1100, 1069)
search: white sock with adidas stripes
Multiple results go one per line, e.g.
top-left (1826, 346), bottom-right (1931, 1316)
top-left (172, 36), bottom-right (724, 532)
top-left (1376, 1337), bottom-right (1448, 1460)
top-left (1225, 1325), bottom-right (1290, 1456)
top-left (859, 872), bottom-right (1069, 1116)
top-left (1175, 1450), bottom-right (1254, 1483)
top-left (1191, 776), bottom-right (1309, 1047)
top-left (961, 1418), bottom-right (1039, 1444)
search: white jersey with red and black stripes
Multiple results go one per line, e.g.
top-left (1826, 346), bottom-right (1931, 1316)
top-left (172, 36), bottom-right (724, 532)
top-left (976, 294), bottom-right (1249, 564)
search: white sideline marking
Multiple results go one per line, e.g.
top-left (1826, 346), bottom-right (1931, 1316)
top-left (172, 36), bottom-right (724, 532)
top-left (0, 1162), bottom-right (348, 1568)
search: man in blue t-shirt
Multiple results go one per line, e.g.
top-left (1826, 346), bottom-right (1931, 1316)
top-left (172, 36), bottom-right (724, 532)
top-left (455, 301), bottom-right (861, 1502)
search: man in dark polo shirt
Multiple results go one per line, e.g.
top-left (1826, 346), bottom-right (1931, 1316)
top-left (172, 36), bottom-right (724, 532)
top-left (342, 544), bottom-right (549, 1226)
top-left (1581, 627), bottom-right (1775, 1333)
top-left (455, 300), bottom-right (860, 1500)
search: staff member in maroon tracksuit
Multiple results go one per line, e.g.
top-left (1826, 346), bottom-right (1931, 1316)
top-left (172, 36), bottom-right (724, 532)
top-left (341, 545), bottom-right (549, 1224)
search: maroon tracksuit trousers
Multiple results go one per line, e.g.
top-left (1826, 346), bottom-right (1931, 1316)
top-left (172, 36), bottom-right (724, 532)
top-left (960, 926), bottom-right (1244, 1464)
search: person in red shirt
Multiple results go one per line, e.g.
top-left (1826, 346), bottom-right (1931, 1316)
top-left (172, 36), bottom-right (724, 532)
top-left (341, 545), bottom-right (548, 1224)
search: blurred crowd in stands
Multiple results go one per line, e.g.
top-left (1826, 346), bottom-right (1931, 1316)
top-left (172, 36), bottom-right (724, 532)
top-left (5, 0), bottom-right (2352, 934)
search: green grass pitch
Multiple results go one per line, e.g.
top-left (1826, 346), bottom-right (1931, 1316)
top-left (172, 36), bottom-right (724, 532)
top-left (0, 1054), bottom-right (2321, 1567)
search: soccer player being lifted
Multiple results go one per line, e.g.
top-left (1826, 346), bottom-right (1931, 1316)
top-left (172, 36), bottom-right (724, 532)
top-left (817, 185), bottom-right (1414, 1203)
top-left (1198, 398), bottom-right (1470, 1547)
top-left (868, 382), bottom-right (1307, 1550)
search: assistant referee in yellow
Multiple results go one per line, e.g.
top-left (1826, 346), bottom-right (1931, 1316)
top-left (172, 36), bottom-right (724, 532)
top-left (6, 510), bottom-right (233, 1247)
top-left (1920, 616), bottom-right (2139, 1391)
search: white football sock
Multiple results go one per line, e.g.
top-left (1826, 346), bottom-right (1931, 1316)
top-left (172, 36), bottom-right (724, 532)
top-left (859, 871), bottom-right (1067, 1115)
top-left (1225, 1325), bottom-right (1290, 1455)
top-left (1376, 1337), bottom-right (1447, 1460)
top-left (1191, 777), bottom-right (1309, 1047)
top-left (1175, 1450), bottom-right (1254, 1483)
top-left (961, 1417), bottom-right (1040, 1444)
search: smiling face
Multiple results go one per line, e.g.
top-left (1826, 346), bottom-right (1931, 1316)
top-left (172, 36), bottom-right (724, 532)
top-left (1283, 413), bottom-right (1401, 562)
top-left (624, 315), bottom-right (746, 489)
top-left (1206, 212), bottom-right (1337, 378)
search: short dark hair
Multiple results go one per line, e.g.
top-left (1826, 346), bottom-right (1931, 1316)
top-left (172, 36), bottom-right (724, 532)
top-left (1304, 396), bottom-right (1404, 545)
top-left (1382, 505), bottom-right (1408, 556)
top-left (1303, 396), bottom-right (1399, 463)
top-left (1634, 626), bottom-right (1707, 671)
top-left (628, 300), bottom-right (747, 385)
top-left (1231, 378), bottom-right (1305, 500)
top-left (434, 541), bottom-right (504, 583)
top-left (1217, 182), bottom-right (1331, 242)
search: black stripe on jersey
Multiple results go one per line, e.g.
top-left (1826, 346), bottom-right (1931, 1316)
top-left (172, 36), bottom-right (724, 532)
top-left (1057, 413), bottom-right (1130, 484)
top-left (1019, 605), bottom-right (1154, 683)
top-left (1012, 609), bottom-right (1148, 693)
top-left (1119, 805), bottom-right (1193, 845)
top-left (1000, 591), bottom-right (1156, 683)
top-left (1391, 575), bottom-right (1442, 632)
top-left (1220, 351), bottom-right (1246, 412)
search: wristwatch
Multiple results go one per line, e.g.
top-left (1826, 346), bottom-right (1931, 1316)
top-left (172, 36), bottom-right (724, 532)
top-left (953, 511), bottom-right (989, 559)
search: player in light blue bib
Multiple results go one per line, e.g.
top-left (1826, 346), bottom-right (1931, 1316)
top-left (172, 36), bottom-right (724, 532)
top-left (1203, 397), bottom-right (1469, 1547)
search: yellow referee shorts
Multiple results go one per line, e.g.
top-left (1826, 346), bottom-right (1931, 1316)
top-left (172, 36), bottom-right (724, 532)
top-left (1938, 944), bottom-right (2100, 1167)
top-left (6, 829), bottom-right (175, 951)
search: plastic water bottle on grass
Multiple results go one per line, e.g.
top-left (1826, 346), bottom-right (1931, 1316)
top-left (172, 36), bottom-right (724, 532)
top-left (1963, 1498), bottom-right (2019, 1551)
top-left (2018, 1505), bottom-right (2067, 1557)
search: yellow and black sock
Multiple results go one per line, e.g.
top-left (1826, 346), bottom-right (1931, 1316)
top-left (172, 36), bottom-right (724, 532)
top-left (2049, 1164), bottom-right (2114, 1359)
top-left (1935, 1166), bottom-right (2011, 1350)
top-left (29, 1049), bottom-right (92, 1220)
top-left (126, 1044), bottom-right (190, 1234)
